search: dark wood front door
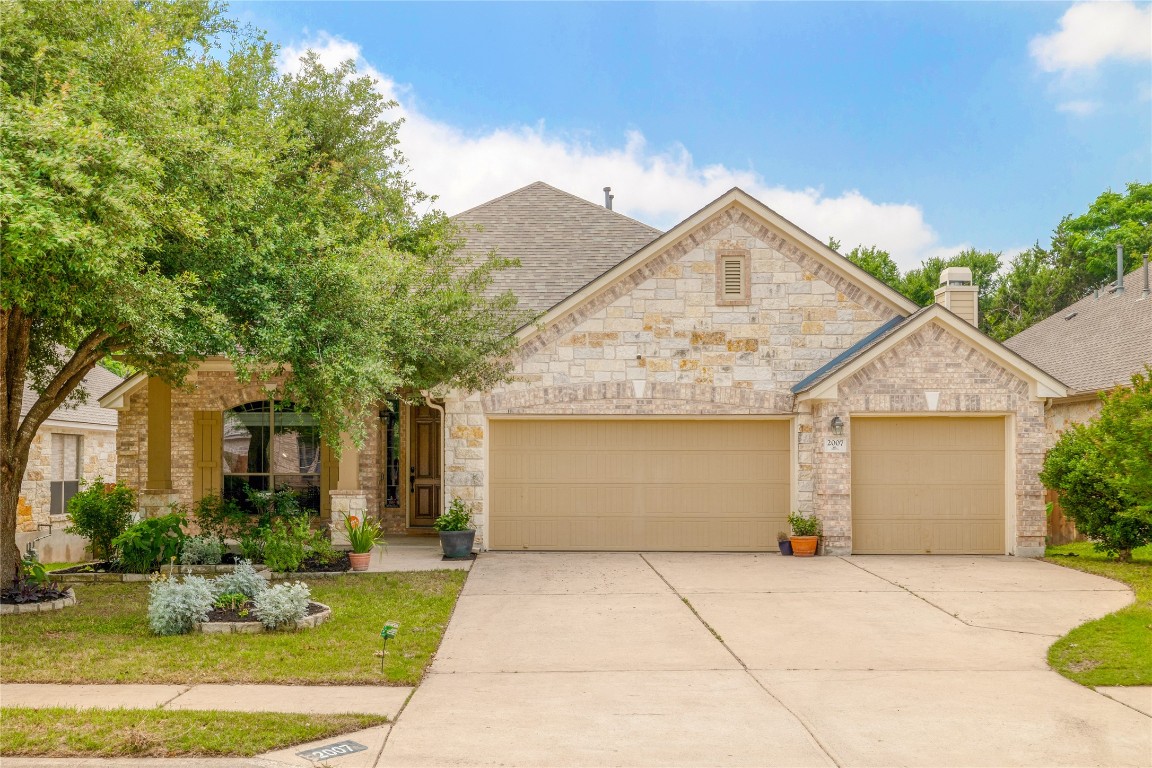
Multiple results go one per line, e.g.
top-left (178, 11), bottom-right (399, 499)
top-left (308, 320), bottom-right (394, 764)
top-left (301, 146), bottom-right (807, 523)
top-left (409, 405), bottom-right (441, 527)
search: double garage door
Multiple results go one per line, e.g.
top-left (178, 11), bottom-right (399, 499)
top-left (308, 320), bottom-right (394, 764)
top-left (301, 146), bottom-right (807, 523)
top-left (488, 416), bottom-right (1006, 554)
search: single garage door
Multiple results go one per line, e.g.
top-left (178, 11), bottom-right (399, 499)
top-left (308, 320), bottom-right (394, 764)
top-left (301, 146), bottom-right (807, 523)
top-left (489, 419), bottom-right (790, 551)
top-left (852, 417), bottom-right (1005, 554)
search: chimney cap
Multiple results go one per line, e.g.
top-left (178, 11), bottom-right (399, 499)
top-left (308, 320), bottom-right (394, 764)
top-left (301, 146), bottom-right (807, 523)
top-left (938, 266), bottom-right (973, 286)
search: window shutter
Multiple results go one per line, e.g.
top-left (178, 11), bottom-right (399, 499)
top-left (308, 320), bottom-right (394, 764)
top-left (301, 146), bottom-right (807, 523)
top-left (320, 441), bottom-right (339, 519)
top-left (192, 411), bottom-right (222, 503)
top-left (722, 257), bottom-right (744, 297)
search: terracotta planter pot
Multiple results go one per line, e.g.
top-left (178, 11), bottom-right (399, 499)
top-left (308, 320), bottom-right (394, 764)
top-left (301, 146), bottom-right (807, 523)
top-left (790, 536), bottom-right (819, 557)
top-left (348, 551), bottom-right (372, 571)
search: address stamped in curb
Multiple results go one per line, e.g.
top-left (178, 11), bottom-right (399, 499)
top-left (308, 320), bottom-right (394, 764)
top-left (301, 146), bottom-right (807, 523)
top-left (296, 740), bottom-right (368, 761)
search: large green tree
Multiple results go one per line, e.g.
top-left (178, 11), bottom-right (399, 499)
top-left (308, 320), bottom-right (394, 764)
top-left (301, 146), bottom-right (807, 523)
top-left (0, 1), bottom-right (531, 586)
top-left (985, 182), bottom-right (1151, 340)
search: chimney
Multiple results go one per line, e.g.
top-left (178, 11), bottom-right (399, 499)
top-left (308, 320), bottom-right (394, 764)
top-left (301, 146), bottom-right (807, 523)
top-left (934, 266), bottom-right (979, 326)
top-left (1115, 243), bottom-right (1124, 293)
top-left (603, 186), bottom-right (614, 210)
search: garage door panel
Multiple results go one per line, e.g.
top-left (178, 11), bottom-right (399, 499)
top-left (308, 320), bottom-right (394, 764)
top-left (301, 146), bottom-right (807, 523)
top-left (490, 419), bottom-right (789, 551)
top-left (852, 417), bottom-right (1005, 555)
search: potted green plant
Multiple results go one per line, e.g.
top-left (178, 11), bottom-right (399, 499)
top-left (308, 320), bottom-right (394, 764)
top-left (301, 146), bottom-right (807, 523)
top-left (787, 511), bottom-right (822, 557)
top-left (434, 498), bottom-right (475, 559)
top-left (776, 530), bottom-right (793, 556)
top-left (343, 514), bottom-right (385, 571)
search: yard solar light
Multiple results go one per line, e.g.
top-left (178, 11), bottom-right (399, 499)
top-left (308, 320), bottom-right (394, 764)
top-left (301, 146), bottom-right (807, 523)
top-left (830, 416), bottom-right (844, 436)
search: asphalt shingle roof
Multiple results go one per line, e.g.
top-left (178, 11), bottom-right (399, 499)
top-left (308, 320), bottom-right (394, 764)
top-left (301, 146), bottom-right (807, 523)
top-left (452, 181), bottom-right (662, 313)
top-left (21, 364), bottom-right (123, 427)
top-left (1003, 267), bottom-right (1152, 394)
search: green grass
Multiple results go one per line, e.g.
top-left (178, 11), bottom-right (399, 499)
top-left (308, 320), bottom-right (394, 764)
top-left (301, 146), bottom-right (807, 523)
top-left (1045, 542), bottom-right (1152, 687)
top-left (42, 562), bottom-right (80, 571)
top-left (0, 571), bottom-right (466, 686)
top-left (0, 707), bottom-right (386, 758)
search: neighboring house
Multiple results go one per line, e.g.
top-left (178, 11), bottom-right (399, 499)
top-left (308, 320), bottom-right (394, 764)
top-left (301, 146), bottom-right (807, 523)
top-left (1003, 263), bottom-right (1152, 448)
top-left (17, 366), bottom-right (122, 533)
top-left (1002, 263), bottom-right (1152, 544)
top-left (100, 182), bottom-right (1068, 556)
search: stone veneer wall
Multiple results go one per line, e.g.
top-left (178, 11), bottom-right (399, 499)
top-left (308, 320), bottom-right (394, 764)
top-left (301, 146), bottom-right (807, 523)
top-left (809, 321), bottom-right (1048, 556)
top-left (1044, 397), bottom-right (1103, 450)
top-left (117, 371), bottom-right (390, 529)
top-left (443, 205), bottom-right (900, 547)
top-left (18, 427), bottom-right (117, 532)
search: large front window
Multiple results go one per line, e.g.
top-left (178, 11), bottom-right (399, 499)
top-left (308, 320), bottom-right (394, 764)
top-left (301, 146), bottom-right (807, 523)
top-left (223, 401), bottom-right (321, 515)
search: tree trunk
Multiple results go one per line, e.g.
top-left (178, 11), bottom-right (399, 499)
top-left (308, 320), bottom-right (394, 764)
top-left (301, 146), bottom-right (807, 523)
top-left (1, 309), bottom-right (111, 588)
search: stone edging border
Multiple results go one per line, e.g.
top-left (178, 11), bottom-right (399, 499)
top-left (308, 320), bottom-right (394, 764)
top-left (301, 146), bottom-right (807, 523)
top-left (0, 588), bottom-right (77, 615)
top-left (52, 563), bottom-right (250, 584)
top-left (193, 601), bottom-right (332, 634)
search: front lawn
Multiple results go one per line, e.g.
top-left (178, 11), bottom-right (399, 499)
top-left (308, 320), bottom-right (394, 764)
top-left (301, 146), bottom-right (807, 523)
top-left (0, 707), bottom-right (385, 758)
top-left (0, 571), bottom-right (465, 686)
top-left (1045, 542), bottom-right (1152, 687)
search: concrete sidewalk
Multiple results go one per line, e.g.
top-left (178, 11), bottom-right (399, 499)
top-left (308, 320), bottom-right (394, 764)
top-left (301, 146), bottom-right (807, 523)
top-left (0, 683), bottom-right (412, 718)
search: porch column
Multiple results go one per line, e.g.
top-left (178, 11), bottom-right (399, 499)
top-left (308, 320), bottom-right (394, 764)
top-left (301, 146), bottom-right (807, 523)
top-left (141, 377), bottom-right (178, 518)
top-left (329, 432), bottom-right (367, 546)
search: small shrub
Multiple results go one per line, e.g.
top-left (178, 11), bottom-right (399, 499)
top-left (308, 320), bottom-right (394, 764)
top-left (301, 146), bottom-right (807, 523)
top-left (307, 529), bottom-right (342, 565)
top-left (193, 494), bottom-right (252, 541)
top-left (238, 533), bottom-right (265, 564)
top-left (214, 591), bottom-right (247, 611)
top-left (113, 511), bottom-right (186, 573)
top-left (262, 518), bottom-right (309, 572)
top-left (147, 575), bottom-right (214, 636)
top-left (65, 479), bottom-right (135, 561)
top-left (180, 536), bottom-right (224, 566)
top-left (253, 581), bottom-right (311, 629)
top-left (210, 560), bottom-right (267, 599)
top-left (433, 498), bottom-right (473, 532)
top-left (787, 511), bottom-right (822, 537)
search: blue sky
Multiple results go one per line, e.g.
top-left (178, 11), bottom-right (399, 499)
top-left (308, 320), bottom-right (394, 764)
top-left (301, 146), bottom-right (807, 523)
top-left (236, 1), bottom-right (1152, 270)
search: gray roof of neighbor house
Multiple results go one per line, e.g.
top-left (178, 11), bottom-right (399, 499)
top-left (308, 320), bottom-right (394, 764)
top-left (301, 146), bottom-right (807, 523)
top-left (1003, 266), bottom-right (1152, 394)
top-left (452, 181), bottom-right (662, 313)
top-left (20, 364), bottom-right (123, 427)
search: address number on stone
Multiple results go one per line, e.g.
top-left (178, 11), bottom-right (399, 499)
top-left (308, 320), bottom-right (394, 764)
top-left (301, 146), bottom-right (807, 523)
top-left (297, 740), bottom-right (368, 761)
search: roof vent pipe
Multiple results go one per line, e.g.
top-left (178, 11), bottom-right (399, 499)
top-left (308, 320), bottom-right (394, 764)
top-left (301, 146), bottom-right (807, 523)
top-left (1142, 254), bottom-right (1149, 300)
top-left (1115, 243), bottom-right (1124, 293)
top-left (603, 186), bottom-right (614, 210)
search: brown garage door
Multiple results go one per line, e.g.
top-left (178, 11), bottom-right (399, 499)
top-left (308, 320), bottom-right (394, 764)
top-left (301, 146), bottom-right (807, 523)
top-left (851, 417), bottom-right (1005, 554)
top-left (489, 419), bottom-right (790, 551)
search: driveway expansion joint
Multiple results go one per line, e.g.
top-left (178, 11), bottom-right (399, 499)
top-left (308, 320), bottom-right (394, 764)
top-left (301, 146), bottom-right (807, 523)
top-left (639, 553), bottom-right (843, 768)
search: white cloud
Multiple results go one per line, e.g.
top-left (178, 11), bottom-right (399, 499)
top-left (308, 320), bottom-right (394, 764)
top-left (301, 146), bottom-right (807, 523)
top-left (278, 34), bottom-right (966, 271)
top-left (1030, 2), bottom-right (1152, 73)
top-left (1056, 99), bottom-right (1102, 116)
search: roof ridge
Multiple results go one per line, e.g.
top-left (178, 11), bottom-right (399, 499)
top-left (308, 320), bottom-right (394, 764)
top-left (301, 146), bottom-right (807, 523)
top-left (452, 181), bottom-right (661, 234)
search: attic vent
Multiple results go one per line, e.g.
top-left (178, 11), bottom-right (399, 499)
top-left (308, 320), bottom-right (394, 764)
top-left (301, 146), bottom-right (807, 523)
top-left (716, 251), bottom-right (750, 306)
top-left (1064, 311), bottom-right (1078, 320)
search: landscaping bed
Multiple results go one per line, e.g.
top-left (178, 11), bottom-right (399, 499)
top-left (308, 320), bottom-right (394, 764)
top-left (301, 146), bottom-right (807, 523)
top-left (0, 706), bottom-right (387, 758)
top-left (196, 600), bottom-right (331, 633)
top-left (0, 571), bottom-right (466, 686)
top-left (1045, 542), bottom-right (1152, 687)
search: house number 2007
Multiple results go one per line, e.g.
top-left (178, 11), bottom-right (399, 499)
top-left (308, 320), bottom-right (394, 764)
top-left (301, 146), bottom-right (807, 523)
top-left (298, 740), bottom-right (368, 761)
top-left (824, 437), bottom-right (847, 453)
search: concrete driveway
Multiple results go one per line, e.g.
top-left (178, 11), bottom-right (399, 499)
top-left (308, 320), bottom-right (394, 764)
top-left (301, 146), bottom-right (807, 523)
top-left (381, 553), bottom-right (1150, 767)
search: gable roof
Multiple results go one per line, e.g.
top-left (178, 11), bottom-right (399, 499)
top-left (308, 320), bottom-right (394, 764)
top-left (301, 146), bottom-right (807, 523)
top-left (1003, 267), bottom-right (1152, 394)
top-left (792, 304), bottom-right (1067, 401)
top-left (22, 364), bottom-right (123, 428)
top-left (518, 187), bottom-right (920, 344)
top-left (453, 181), bottom-right (662, 313)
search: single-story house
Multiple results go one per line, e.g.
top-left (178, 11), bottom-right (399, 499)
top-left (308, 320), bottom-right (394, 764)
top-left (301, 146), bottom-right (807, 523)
top-left (1002, 262), bottom-right (1152, 543)
top-left (100, 182), bottom-right (1070, 556)
top-left (18, 366), bottom-right (122, 533)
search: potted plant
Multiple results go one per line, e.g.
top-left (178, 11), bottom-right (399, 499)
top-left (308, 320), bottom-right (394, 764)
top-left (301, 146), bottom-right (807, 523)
top-left (434, 498), bottom-right (475, 559)
top-left (343, 514), bottom-right (385, 571)
top-left (787, 511), bottom-right (822, 557)
top-left (776, 531), bottom-right (793, 556)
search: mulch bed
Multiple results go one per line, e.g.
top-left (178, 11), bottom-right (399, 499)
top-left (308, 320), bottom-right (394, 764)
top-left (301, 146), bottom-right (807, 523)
top-left (295, 553), bottom-right (351, 573)
top-left (205, 600), bottom-right (327, 623)
top-left (52, 561), bottom-right (121, 575)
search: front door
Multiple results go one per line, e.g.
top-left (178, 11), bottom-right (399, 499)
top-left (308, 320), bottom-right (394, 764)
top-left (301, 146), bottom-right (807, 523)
top-left (409, 405), bottom-right (441, 527)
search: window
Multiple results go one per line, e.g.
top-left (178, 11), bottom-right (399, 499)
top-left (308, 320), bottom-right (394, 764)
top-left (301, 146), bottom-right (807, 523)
top-left (50, 433), bottom-right (83, 516)
top-left (381, 400), bottom-right (401, 507)
top-left (222, 401), bottom-right (321, 515)
top-left (716, 250), bottom-right (750, 305)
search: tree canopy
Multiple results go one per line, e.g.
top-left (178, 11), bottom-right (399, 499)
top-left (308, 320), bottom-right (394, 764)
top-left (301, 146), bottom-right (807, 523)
top-left (0, 0), bottom-right (532, 586)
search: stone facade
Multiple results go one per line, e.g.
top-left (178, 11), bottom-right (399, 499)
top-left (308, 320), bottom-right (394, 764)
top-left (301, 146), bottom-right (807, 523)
top-left (18, 426), bottom-right (117, 532)
top-left (441, 203), bottom-right (1054, 555)
top-left (1044, 396), bottom-right (1103, 450)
